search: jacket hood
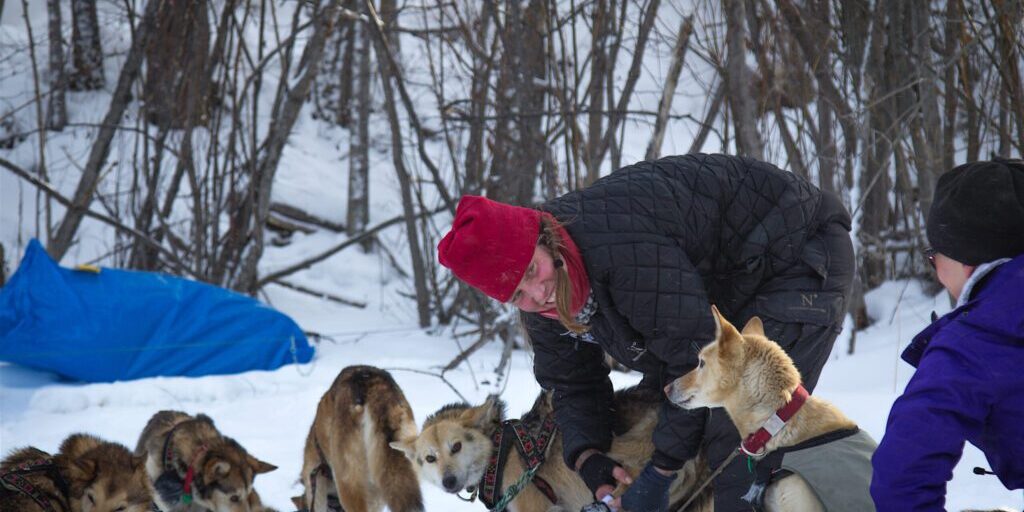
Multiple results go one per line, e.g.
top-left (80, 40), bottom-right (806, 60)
top-left (959, 253), bottom-right (1024, 342)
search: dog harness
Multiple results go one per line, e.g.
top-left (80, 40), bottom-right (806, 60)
top-left (743, 427), bottom-right (877, 512)
top-left (741, 383), bottom-right (809, 457)
top-left (0, 458), bottom-right (68, 512)
top-left (478, 414), bottom-right (559, 511)
top-left (158, 420), bottom-right (208, 506)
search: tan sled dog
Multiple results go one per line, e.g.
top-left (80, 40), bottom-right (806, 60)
top-left (0, 433), bottom-right (152, 512)
top-left (392, 387), bottom-right (711, 512)
top-left (135, 411), bottom-right (276, 512)
top-left (666, 306), bottom-right (876, 512)
top-left (299, 365), bottom-right (423, 512)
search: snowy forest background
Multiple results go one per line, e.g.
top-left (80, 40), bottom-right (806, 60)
top-left (1, 0), bottom-right (1023, 509)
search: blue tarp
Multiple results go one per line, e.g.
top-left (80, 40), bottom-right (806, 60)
top-left (0, 240), bottom-right (313, 382)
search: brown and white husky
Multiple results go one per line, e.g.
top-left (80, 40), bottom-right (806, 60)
top-left (135, 411), bottom-right (276, 512)
top-left (298, 365), bottom-right (424, 512)
top-left (0, 433), bottom-right (152, 512)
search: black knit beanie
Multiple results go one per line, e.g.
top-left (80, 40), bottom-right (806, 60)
top-left (926, 158), bottom-right (1024, 265)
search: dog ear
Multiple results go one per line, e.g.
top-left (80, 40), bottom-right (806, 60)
top-left (741, 316), bottom-right (765, 337)
top-left (203, 458), bottom-right (232, 485)
top-left (711, 305), bottom-right (743, 355)
top-left (711, 305), bottom-right (724, 342)
top-left (461, 394), bottom-right (504, 429)
top-left (389, 438), bottom-right (417, 459)
top-left (66, 457), bottom-right (97, 482)
top-left (247, 454), bottom-right (277, 475)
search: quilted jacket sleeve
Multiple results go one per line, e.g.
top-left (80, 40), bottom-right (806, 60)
top-left (524, 312), bottom-right (615, 468)
top-left (607, 239), bottom-right (717, 469)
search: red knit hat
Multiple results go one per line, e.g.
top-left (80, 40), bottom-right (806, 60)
top-left (438, 196), bottom-right (542, 302)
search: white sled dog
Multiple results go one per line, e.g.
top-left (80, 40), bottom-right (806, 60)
top-left (666, 306), bottom-right (876, 512)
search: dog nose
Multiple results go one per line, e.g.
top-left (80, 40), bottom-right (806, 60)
top-left (663, 383), bottom-right (672, 396)
top-left (442, 475), bottom-right (458, 491)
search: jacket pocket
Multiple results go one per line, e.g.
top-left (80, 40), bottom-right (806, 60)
top-left (754, 290), bottom-right (845, 348)
top-left (800, 232), bottom-right (829, 282)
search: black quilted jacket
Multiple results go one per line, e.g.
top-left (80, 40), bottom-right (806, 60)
top-left (525, 153), bottom-right (848, 470)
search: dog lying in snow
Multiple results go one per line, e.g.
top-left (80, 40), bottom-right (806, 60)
top-left (0, 433), bottom-right (152, 512)
top-left (135, 410), bottom-right (276, 512)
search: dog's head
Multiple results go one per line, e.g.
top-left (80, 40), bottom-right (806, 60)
top-left (665, 306), bottom-right (801, 413)
top-left (187, 437), bottom-right (277, 512)
top-left (390, 395), bottom-right (503, 494)
top-left (59, 434), bottom-right (152, 512)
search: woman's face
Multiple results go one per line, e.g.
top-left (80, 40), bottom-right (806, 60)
top-left (934, 252), bottom-right (975, 301)
top-left (510, 245), bottom-right (558, 312)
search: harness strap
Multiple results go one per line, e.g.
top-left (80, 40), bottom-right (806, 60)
top-left (508, 415), bottom-right (558, 504)
top-left (181, 445), bottom-right (208, 505)
top-left (742, 427), bottom-right (862, 511)
top-left (479, 422), bottom-right (514, 509)
top-left (0, 458), bottom-right (63, 512)
top-left (741, 450), bottom-right (786, 511)
top-left (479, 414), bottom-right (559, 510)
top-left (160, 419), bottom-right (209, 505)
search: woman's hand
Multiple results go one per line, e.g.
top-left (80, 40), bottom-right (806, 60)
top-left (576, 449), bottom-right (633, 502)
top-left (610, 462), bottom-right (676, 512)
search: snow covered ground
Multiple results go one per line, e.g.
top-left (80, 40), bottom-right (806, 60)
top-left (2, 271), bottom-right (1021, 511)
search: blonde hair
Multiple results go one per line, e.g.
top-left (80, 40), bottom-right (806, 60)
top-left (539, 215), bottom-right (590, 334)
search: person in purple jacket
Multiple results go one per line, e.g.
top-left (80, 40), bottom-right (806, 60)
top-left (871, 158), bottom-right (1024, 510)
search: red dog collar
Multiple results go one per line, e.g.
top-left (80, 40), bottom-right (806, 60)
top-left (740, 384), bottom-right (809, 457)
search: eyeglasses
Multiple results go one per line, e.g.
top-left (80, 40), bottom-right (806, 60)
top-left (924, 247), bottom-right (936, 269)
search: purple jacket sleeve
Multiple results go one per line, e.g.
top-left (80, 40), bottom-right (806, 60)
top-left (870, 341), bottom-right (993, 511)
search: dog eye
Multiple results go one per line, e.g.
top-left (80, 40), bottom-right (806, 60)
top-left (425, 454), bottom-right (437, 463)
top-left (231, 495), bottom-right (241, 503)
top-left (451, 442), bottom-right (462, 454)
top-left (88, 494), bottom-right (96, 505)
top-left (698, 358), bottom-right (705, 369)
top-left (114, 507), bottom-right (125, 512)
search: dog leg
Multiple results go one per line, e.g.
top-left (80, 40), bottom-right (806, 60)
top-left (334, 479), bottom-right (371, 512)
top-left (763, 474), bottom-right (825, 512)
top-left (308, 469), bottom-right (334, 512)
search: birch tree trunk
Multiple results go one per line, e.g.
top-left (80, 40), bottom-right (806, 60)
top-left (347, 12), bottom-right (371, 249)
top-left (69, 0), bottom-right (104, 90)
top-left (462, 1), bottom-right (494, 195)
top-left (486, 0), bottom-right (544, 206)
top-left (144, 0), bottom-right (211, 129)
top-left (584, 0), bottom-right (609, 183)
top-left (45, 0), bottom-right (66, 130)
top-left (723, 0), bottom-right (763, 159)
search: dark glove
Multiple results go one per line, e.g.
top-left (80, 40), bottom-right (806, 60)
top-left (620, 463), bottom-right (676, 512)
top-left (578, 452), bottom-right (621, 496)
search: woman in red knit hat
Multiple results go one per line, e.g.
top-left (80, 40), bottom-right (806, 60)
top-left (438, 154), bottom-right (854, 512)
